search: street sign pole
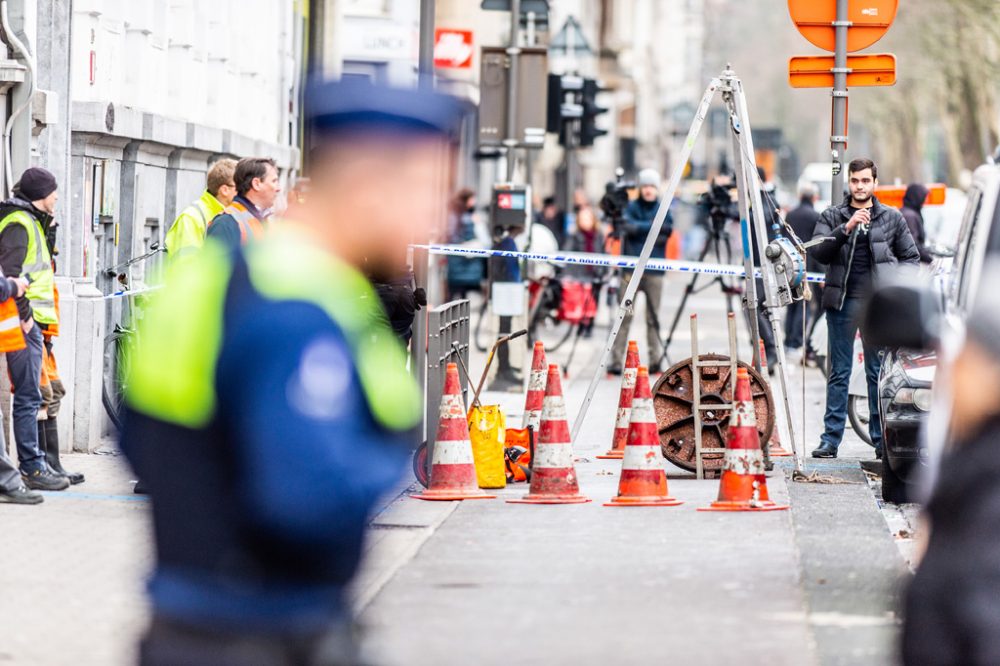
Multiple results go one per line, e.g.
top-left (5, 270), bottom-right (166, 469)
top-left (831, 0), bottom-right (849, 200)
top-left (418, 0), bottom-right (436, 88)
top-left (505, 0), bottom-right (521, 180)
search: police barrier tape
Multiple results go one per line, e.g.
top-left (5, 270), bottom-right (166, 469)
top-left (102, 285), bottom-right (163, 300)
top-left (413, 244), bottom-right (827, 284)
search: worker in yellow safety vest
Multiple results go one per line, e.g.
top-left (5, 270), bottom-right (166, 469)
top-left (164, 158), bottom-right (237, 259)
top-left (0, 167), bottom-right (69, 495)
top-left (206, 157), bottom-right (281, 250)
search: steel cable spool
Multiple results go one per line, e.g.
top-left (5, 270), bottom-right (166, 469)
top-left (652, 354), bottom-right (775, 476)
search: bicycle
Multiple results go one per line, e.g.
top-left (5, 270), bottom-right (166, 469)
top-left (101, 242), bottom-right (164, 429)
top-left (472, 272), bottom-right (576, 354)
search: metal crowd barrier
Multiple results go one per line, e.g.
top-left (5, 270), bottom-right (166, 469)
top-left (425, 299), bottom-right (471, 460)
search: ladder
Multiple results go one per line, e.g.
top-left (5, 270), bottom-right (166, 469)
top-left (690, 312), bottom-right (739, 480)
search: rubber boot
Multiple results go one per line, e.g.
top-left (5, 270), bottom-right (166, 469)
top-left (42, 417), bottom-right (84, 485)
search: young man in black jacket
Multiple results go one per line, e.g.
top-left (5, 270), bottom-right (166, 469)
top-left (809, 158), bottom-right (919, 459)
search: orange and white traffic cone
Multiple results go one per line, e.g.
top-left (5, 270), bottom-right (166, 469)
top-left (508, 364), bottom-right (591, 505)
top-left (597, 340), bottom-right (640, 460)
top-left (699, 367), bottom-right (788, 512)
top-left (605, 366), bottom-right (682, 507)
top-left (412, 363), bottom-right (496, 501)
top-left (522, 341), bottom-right (547, 431)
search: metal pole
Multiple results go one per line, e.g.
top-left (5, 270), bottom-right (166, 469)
top-left (505, 0), bottom-right (520, 180)
top-left (725, 77), bottom-right (763, 374)
top-left (691, 315), bottom-right (703, 481)
top-left (418, 0), bottom-right (436, 89)
top-left (570, 78), bottom-right (721, 443)
top-left (732, 78), bottom-right (803, 472)
top-left (831, 0), bottom-right (849, 202)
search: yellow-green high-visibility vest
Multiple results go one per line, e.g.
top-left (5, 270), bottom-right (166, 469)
top-left (0, 209), bottom-right (56, 325)
top-left (126, 225), bottom-right (421, 433)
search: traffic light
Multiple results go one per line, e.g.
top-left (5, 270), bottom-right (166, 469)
top-left (546, 73), bottom-right (582, 146)
top-left (579, 78), bottom-right (609, 147)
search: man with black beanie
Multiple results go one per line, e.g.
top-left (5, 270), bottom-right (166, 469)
top-left (0, 167), bottom-right (70, 491)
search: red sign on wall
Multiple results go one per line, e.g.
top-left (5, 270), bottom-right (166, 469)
top-left (434, 28), bottom-right (474, 69)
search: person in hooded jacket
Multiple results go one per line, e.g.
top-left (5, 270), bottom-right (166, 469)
top-left (900, 183), bottom-right (933, 264)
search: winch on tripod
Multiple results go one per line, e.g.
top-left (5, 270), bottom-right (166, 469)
top-left (764, 237), bottom-right (807, 307)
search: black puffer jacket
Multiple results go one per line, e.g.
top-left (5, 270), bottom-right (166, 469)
top-left (810, 196), bottom-right (919, 310)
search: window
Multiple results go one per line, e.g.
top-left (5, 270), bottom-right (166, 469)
top-left (951, 186), bottom-right (983, 312)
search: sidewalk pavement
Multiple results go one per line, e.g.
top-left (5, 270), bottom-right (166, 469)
top-left (0, 452), bottom-right (149, 666)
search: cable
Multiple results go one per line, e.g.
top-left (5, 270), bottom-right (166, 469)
top-left (0, 0), bottom-right (36, 196)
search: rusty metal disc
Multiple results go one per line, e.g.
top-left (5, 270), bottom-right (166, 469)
top-left (652, 355), bottom-right (774, 474)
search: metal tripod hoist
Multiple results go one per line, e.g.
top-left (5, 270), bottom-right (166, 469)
top-left (571, 65), bottom-right (810, 472)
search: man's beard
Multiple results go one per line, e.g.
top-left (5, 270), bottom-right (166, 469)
top-left (852, 190), bottom-right (872, 203)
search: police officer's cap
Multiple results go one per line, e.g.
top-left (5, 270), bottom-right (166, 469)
top-left (306, 77), bottom-right (470, 139)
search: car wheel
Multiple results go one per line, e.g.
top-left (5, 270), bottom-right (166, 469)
top-left (881, 455), bottom-right (910, 504)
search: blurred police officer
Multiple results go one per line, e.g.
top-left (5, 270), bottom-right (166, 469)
top-left (120, 79), bottom-right (466, 665)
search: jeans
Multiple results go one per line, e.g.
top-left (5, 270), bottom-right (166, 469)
top-left (820, 298), bottom-right (883, 453)
top-left (0, 435), bottom-right (20, 491)
top-left (784, 286), bottom-right (823, 351)
top-left (8, 323), bottom-right (45, 473)
top-left (612, 271), bottom-right (665, 367)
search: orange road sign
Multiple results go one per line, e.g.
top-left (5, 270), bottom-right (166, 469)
top-left (789, 54), bottom-right (896, 88)
top-left (788, 0), bottom-right (898, 53)
top-left (874, 184), bottom-right (947, 209)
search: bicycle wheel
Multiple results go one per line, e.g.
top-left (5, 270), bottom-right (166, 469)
top-left (533, 312), bottom-right (574, 352)
top-left (412, 441), bottom-right (430, 487)
top-left (102, 326), bottom-right (132, 430)
top-left (473, 299), bottom-right (490, 352)
top-left (848, 394), bottom-right (874, 447)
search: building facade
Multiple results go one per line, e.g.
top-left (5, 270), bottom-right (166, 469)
top-left (5, 0), bottom-right (303, 451)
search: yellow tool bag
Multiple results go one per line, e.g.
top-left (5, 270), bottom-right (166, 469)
top-left (468, 404), bottom-right (507, 489)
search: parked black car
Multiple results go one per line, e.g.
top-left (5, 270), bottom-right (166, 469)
top-left (878, 349), bottom-right (935, 503)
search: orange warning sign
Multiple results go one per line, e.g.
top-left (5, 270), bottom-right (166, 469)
top-left (789, 54), bottom-right (896, 88)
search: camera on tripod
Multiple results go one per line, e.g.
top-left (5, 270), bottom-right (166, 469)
top-left (599, 167), bottom-right (636, 230)
top-left (699, 176), bottom-right (739, 233)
